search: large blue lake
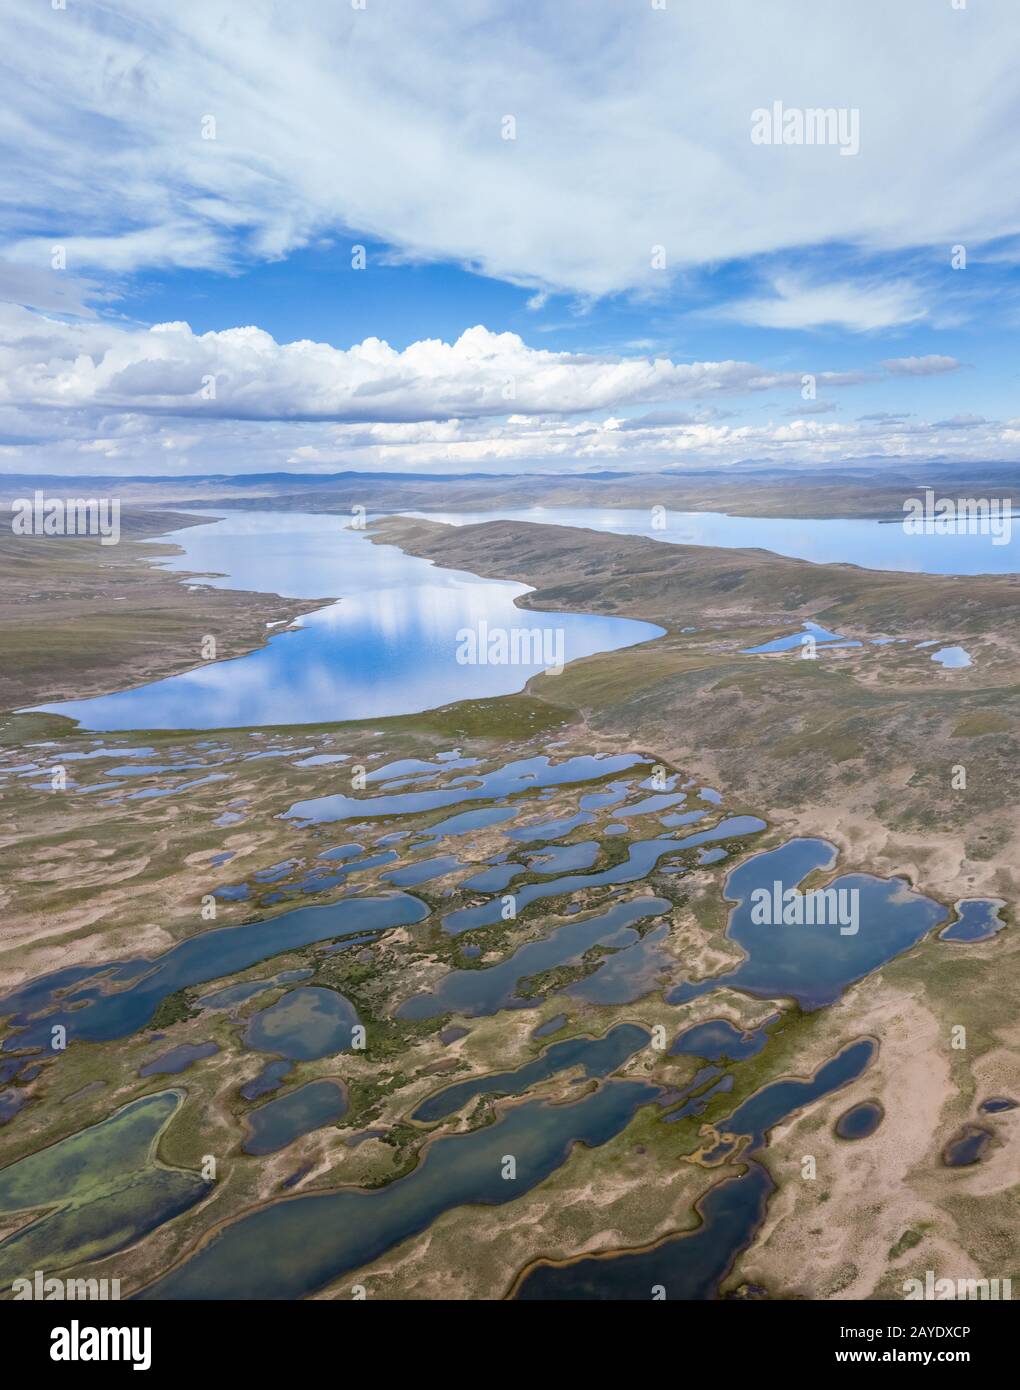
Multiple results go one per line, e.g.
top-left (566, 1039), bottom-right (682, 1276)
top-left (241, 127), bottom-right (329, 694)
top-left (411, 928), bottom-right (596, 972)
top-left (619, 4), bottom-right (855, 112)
top-left (32, 500), bottom-right (1013, 734)
top-left (31, 512), bottom-right (663, 731)
top-left (410, 506), bottom-right (1020, 575)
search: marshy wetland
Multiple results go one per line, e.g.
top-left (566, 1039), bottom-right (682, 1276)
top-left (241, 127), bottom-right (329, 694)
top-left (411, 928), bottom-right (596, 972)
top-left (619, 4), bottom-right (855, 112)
top-left (1, 503), bottom-right (1018, 1301)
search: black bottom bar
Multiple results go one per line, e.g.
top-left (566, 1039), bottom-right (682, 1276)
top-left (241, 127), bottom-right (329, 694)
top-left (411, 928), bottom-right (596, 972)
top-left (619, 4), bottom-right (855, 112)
top-left (13, 1296), bottom-right (1010, 1375)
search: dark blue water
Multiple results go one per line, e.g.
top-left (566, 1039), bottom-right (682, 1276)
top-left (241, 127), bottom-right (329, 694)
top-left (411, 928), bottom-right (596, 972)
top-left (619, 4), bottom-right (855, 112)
top-left (442, 816), bottom-right (766, 935)
top-left (138, 1079), bottom-right (661, 1299)
top-left (565, 922), bottom-right (676, 1006)
top-left (516, 1162), bottom-right (774, 1300)
top-left (240, 1060), bottom-right (293, 1101)
top-left (0, 1089), bottom-right (28, 1124)
top-left (319, 843), bottom-right (365, 862)
top-left (199, 969), bottom-right (314, 1011)
top-left (460, 861), bottom-right (523, 892)
top-left (661, 1070), bottom-right (733, 1125)
top-left (0, 893), bottom-right (426, 1050)
top-left (514, 1039), bottom-right (874, 1299)
top-left (668, 838), bottom-right (946, 1010)
top-left (835, 1101), bottom-right (884, 1139)
top-left (979, 1097), bottom-right (1018, 1114)
top-left (524, 841), bottom-right (600, 874)
top-left (670, 1018), bottom-right (771, 1062)
top-left (940, 898), bottom-right (1006, 943)
top-left (243, 1081), bottom-right (348, 1156)
top-left (943, 1126), bottom-right (992, 1167)
top-left (31, 512), bottom-right (663, 731)
top-left (532, 1014), bottom-right (568, 1040)
top-left (139, 1041), bottom-right (219, 1076)
top-left (244, 987), bottom-right (359, 1061)
top-left (507, 811), bottom-right (595, 842)
top-left (721, 1040), bottom-right (876, 1147)
top-left (398, 897), bottom-right (673, 1020)
top-left (439, 1026), bottom-right (470, 1045)
top-left (419, 805), bottom-right (519, 840)
top-left (381, 855), bottom-right (464, 887)
top-left (412, 1024), bottom-right (649, 1123)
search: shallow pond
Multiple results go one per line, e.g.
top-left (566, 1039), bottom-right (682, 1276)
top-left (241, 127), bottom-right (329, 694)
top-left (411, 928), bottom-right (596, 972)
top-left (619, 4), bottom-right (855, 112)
top-left (0, 1091), bottom-right (210, 1283)
top-left (669, 1018), bottom-right (770, 1062)
top-left (285, 752), bottom-right (648, 827)
top-left (139, 1041), bottom-right (219, 1076)
top-left (668, 838), bottom-right (946, 1010)
top-left (244, 987), bottom-right (359, 1061)
top-left (442, 815), bottom-right (766, 935)
top-left (243, 1080), bottom-right (348, 1156)
top-left (835, 1100), bottom-right (884, 1140)
top-left (514, 1039), bottom-right (874, 1298)
top-left (139, 1079), bottom-right (660, 1299)
top-left (0, 893), bottom-right (426, 1050)
top-left (940, 898), bottom-right (1006, 943)
top-left (412, 1023), bottom-right (649, 1123)
top-left (943, 1125), bottom-right (992, 1167)
top-left (398, 896), bottom-right (673, 1020)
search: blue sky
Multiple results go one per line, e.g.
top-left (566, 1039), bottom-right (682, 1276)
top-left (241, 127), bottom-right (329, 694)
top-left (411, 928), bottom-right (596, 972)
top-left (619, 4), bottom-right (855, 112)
top-left (1, 0), bottom-right (1019, 476)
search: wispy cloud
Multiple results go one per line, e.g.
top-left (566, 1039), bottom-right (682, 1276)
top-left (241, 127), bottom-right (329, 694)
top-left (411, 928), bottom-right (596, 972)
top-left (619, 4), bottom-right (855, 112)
top-left (3, 2), bottom-right (1020, 296)
top-left (714, 275), bottom-right (928, 332)
top-left (881, 354), bottom-right (963, 376)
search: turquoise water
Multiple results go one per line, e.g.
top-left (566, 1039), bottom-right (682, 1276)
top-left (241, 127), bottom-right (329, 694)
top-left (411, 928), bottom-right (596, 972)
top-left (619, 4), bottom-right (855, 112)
top-left (30, 512), bottom-right (663, 731)
top-left (0, 1092), bottom-right (211, 1282)
top-left (411, 507), bottom-right (1020, 576)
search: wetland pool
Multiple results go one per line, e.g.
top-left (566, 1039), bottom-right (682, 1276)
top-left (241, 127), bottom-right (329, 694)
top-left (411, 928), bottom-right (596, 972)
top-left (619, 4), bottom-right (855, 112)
top-left (138, 1079), bottom-right (661, 1299)
top-left (514, 1039), bottom-right (875, 1298)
